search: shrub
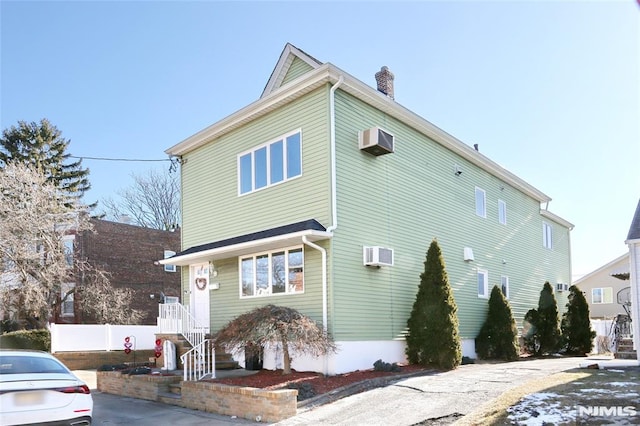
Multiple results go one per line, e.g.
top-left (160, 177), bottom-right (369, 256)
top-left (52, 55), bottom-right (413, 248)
top-left (0, 329), bottom-right (50, 351)
top-left (406, 239), bottom-right (461, 370)
top-left (287, 382), bottom-right (316, 401)
top-left (373, 359), bottom-right (400, 372)
top-left (475, 285), bottom-right (520, 361)
top-left (523, 282), bottom-right (561, 356)
top-left (561, 285), bottom-right (596, 355)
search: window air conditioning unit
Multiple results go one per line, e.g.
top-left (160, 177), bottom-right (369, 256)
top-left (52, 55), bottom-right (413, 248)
top-left (556, 283), bottom-right (568, 292)
top-left (359, 126), bottom-right (394, 156)
top-left (363, 246), bottom-right (394, 267)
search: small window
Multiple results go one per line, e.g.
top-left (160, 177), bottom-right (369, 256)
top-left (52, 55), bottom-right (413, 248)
top-left (592, 287), bottom-right (613, 304)
top-left (238, 130), bottom-right (302, 195)
top-left (543, 222), bottom-right (553, 249)
top-left (475, 187), bottom-right (486, 218)
top-left (501, 276), bottom-right (509, 299)
top-left (61, 282), bottom-right (75, 317)
top-left (240, 247), bottom-right (304, 298)
top-left (498, 200), bottom-right (507, 225)
top-left (164, 250), bottom-right (176, 272)
top-left (477, 269), bottom-right (488, 298)
top-left (63, 237), bottom-right (74, 268)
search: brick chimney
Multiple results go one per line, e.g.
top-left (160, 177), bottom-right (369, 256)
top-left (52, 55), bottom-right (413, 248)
top-left (375, 66), bottom-right (395, 99)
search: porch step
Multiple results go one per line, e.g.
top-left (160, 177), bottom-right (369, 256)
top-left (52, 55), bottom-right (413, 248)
top-left (215, 351), bottom-right (240, 370)
top-left (158, 391), bottom-right (182, 406)
top-left (615, 351), bottom-right (638, 360)
top-left (615, 338), bottom-right (637, 359)
top-left (168, 382), bottom-right (182, 395)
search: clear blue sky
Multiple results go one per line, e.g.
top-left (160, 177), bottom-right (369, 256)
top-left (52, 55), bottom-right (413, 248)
top-left (1, 1), bottom-right (638, 280)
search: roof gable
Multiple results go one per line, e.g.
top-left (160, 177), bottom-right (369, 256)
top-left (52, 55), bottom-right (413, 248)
top-left (261, 43), bottom-right (322, 98)
top-left (627, 198), bottom-right (640, 241)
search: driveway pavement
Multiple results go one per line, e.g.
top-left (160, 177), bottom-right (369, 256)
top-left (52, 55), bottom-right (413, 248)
top-left (276, 356), bottom-right (594, 425)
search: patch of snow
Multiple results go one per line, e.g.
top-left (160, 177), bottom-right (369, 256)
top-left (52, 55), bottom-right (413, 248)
top-left (606, 369), bottom-right (626, 373)
top-left (609, 382), bottom-right (637, 387)
top-left (579, 388), bottom-right (608, 393)
top-left (508, 392), bottom-right (576, 426)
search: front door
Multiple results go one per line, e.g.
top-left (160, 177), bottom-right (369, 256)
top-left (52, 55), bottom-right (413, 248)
top-left (190, 263), bottom-right (210, 333)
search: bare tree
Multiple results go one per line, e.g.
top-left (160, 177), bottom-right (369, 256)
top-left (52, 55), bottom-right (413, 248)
top-left (214, 305), bottom-right (336, 375)
top-left (75, 267), bottom-right (143, 325)
top-left (100, 168), bottom-right (180, 230)
top-left (0, 163), bottom-right (139, 328)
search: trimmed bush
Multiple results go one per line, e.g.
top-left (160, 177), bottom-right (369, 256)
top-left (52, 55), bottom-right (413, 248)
top-left (561, 285), bottom-right (596, 355)
top-left (523, 282), bottom-right (561, 356)
top-left (373, 359), bottom-right (400, 372)
top-left (0, 329), bottom-right (50, 351)
top-left (406, 239), bottom-right (461, 370)
top-left (475, 285), bottom-right (520, 361)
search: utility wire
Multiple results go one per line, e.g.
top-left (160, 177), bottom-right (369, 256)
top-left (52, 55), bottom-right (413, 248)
top-left (69, 155), bottom-right (170, 162)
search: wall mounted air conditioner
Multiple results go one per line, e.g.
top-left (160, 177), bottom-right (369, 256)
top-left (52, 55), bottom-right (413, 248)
top-left (359, 126), bottom-right (394, 156)
top-left (556, 282), bottom-right (568, 292)
top-left (363, 246), bottom-right (394, 267)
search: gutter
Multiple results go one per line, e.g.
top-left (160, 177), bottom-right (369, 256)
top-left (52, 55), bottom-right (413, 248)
top-left (327, 75), bottom-right (344, 234)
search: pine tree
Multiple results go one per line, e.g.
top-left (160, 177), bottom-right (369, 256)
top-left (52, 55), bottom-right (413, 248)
top-left (561, 285), bottom-right (595, 355)
top-left (523, 282), bottom-right (562, 356)
top-left (406, 239), bottom-right (461, 370)
top-left (0, 119), bottom-right (91, 200)
top-left (475, 285), bottom-right (520, 360)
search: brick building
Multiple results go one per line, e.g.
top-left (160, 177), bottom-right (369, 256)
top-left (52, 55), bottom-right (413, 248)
top-left (57, 219), bottom-right (181, 325)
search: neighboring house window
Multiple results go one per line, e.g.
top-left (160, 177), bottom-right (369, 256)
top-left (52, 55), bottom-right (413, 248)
top-left (592, 287), bottom-right (613, 304)
top-left (475, 187), bottom-right (486, 218)
top-left (477, 268), bottom-right (488, 298)
top-left (238, 130), bottom-right (302, 195)
top-left (63, 236), bottom-right (74, 267)
top-left (501, 276), bottom-right (509, 299)
top-left (240, 247), bottom-right (304, 297)
top-left (543, 222), bottom-right (553, 249)
top-left (498, 200), bottom-right (507, 225)
top-left (164, 250), bottom-right (176, 272)
top-left (61, 282), bottom-right (74, 317)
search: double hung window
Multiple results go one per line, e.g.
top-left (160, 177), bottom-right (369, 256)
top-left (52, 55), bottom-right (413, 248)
top-left (475, 187), bottom-right (486, 218)
top-left (543, 222), bottom-right (553, 249)
top-left (238, 130), bottom-right (302, 195)
top-left (477, 269), bottom-right (488, 298)
top-left (592, 287), bottom-right (613, 304)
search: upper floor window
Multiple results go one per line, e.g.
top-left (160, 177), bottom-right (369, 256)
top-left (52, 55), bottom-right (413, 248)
top-left (63, 236), bottom-right (74, 268)
top-left (238, 130), bottom-right (302, 195)
top-left (240, 246), bottom-right (304, 298)
top-left (592, 287), bottom-right (613, 304)
top-left (61, 282), bottom-right (75, 316)
top-left (498, 199), bottom-right (507, 225)
top-left (477, 268), bottom-right (488, 298)
top-left (475, 187), bottom-right (486, 218)
top-left (543, 222), bottom-right (553, 249)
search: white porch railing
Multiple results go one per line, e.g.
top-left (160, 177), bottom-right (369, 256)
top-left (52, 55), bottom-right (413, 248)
top-left (181, 339), bottom-right (216, 381)
top-left (158, 302), bottom-right (206, 349)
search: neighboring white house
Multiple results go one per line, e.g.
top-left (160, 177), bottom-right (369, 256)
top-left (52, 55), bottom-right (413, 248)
top-left (573, 253), bottom-right (630, 319)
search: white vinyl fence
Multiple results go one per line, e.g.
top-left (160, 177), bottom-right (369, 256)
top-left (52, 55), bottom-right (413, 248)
top-left (591, 319), bottom-right (614, 354)
top-left (49, 323), bottom-right (159, 353)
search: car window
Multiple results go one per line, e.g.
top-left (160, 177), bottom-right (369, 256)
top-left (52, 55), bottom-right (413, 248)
top-left (0, 356), bottom-right (68, 374)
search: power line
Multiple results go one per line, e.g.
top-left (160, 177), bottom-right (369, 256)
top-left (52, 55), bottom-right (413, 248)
top-left (69, 155), bottom-right (170, 162)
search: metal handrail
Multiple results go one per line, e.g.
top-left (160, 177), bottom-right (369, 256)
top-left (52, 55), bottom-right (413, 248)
top-left (158, 302), bottom-right (206, 349)
top-left (181, 339), bottom-right (216, 381)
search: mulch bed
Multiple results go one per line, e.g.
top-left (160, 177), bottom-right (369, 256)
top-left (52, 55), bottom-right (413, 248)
top-left (207, 364), bottom-right (428, 400)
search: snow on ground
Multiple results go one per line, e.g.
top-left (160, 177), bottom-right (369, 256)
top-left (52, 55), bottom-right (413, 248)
top-left (507, 392), bottom-right (576, 426)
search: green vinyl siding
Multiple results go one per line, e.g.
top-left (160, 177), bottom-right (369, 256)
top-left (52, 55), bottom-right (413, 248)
top-left (281, 57), bottom-right (314, 86)
top-left (179, 85), bottom-right (332, 328)
top-left (180, 86), bottom-right (331, 249)
top-left (328, 90), bottom-right (571, 341)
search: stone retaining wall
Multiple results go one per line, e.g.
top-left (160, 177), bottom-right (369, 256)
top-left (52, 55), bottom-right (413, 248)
top-left (96, 371), bottom-right (298, 423)
top-left (55, 350), bottom-right (158, 370)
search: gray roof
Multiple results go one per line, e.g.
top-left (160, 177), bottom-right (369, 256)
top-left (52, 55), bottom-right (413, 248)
top-left (627, 198), bottom-right (640, 241)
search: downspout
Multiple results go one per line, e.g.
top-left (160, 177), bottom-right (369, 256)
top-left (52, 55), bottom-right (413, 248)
top-left (326, 75), bottom-right (344, 234)
top-left (302, 236), bottom-right (328, 374)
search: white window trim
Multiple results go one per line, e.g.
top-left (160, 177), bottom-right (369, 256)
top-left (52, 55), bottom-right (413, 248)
top-left (477, 268), bottom-right (489, 298)
top-left (475, 187), bottom-right (486, 218)
top-left (498, 199), bottom-right (507, 225)
top-left (592, 287), bottom-right (613, 304)
top-left (239, 245), bottom-right (304, 298)
top-left (164, 250), bottom-right (177, 272)
top-left (237, 129), bottom-right (303, 196)
top-left (501, 275), bottom-right (509, 299)
top-left (543, 221), bottom-right (553, 249)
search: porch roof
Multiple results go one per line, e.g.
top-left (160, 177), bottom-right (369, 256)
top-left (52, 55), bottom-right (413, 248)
top-left (159, 219), bottom-right (331, 266)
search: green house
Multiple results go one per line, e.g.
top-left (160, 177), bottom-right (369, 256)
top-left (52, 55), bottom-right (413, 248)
top-left (160, 44), bottom-right (573, 374)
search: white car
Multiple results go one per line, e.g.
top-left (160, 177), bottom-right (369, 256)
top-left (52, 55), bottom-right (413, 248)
top-left (0, 349), bottom-right (93, 425)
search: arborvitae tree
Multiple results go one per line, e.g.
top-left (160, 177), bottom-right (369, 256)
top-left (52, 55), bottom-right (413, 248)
top-left (406, 239), bottom-right (461, 370)
top-left (561, 285), bottom-right (595, 355)
top-left (523, 282), bottom-right (562, 356)
top-left (475, 285), bottom-right (520, 361)
top-left (0, 119), bottom-right (91, 201)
